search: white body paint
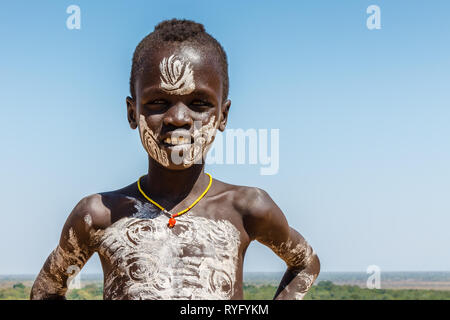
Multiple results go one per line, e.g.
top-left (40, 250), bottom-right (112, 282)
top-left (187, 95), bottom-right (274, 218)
top-left (139, 114), bottom-right (170, 167)
top-left (83, 214), bottom-right (92, 231)
top-left (292, 273), bottom-right (316, 300)
top-left (159, 54), bottom-right (195, 95)
top-left (94, 199), bottom-right (241, 300)
top-left (267, 239), bottom-right (316, 300)
top-left (31, 226), bottom-right (90, 298)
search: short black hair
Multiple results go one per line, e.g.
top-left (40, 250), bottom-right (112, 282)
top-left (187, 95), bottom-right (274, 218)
top-left (130, 19), bottom-right (229, 102)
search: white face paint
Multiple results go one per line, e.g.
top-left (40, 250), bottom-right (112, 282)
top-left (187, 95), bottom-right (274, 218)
top-left (159, 54), bottom-right (195, 95)
top-left (138, 115), bottom-right (170, 167)
top-left (140, 113), bottom-right (218, 168)
top-left (169, 116), bottom-right (218, 167)
top-left (187, 116), bottom-right (218, 166)
top-left (95, 199), bottom-right (241, 300)
top-left (139, 53), bottom-right (218, 168)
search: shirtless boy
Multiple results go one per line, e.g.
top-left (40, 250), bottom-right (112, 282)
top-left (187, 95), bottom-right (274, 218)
top-left (31, 19), bottom-right (320, 300)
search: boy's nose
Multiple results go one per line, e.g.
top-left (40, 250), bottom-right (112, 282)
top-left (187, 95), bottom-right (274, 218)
top-left (163, 102), bottom-right (193, 128)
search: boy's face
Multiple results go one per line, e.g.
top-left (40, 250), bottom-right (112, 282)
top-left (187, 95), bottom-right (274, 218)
top-left (127, 44), bottom-right (231, 170)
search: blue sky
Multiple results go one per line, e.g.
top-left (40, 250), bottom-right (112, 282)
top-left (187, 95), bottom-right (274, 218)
top-left (0, 0), bottom-right (449, 275)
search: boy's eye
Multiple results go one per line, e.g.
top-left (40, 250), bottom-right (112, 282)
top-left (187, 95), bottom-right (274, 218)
top-left (144, 99), bottom-right (169, 113)
top-left (144, 99), bottom-right (169, 110)
top-left (148, 99), bottom-right (167, 105)
top-left (191, 100), bottom-right (212, 107)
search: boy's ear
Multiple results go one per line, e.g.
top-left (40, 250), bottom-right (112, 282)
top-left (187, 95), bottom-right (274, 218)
top-left (218, 99), bottom-right (231, 132)
top-left (126, 96), bottom-right (137, 129)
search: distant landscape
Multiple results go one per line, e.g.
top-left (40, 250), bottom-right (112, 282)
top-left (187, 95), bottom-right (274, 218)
top-left (2, 272), bottom-right (450, 300)
top-left (245, 271), bottom-right (450, 290)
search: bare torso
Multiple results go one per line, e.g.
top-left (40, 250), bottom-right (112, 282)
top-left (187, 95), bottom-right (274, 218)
top-left (90, 179), bottom-right (251, 300)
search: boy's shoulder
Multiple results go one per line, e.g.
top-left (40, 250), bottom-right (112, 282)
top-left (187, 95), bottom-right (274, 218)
top-left (212, 178), bottom-right (286, 240)
top-left (210, 178), bottom-right (276, 217)
top-left (68, 181), bottom-right (138, 231)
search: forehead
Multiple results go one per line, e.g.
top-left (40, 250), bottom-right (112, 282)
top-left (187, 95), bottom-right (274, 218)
top-left (137, 44), bottom-right (223, 99)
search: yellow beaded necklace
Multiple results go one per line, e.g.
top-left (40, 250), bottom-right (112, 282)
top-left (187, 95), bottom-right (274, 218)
top-left (137, 173), bottom-right (212, 228)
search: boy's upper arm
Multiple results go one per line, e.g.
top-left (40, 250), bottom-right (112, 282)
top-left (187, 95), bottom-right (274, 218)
top-left (241, 187), bottom-right (315, 270)
top-left (241, 187), bottom-right (290, 245)
top-left (59, 193), bottom-right (108, 254)
top-left (57, 193), bottom-right (111, 272)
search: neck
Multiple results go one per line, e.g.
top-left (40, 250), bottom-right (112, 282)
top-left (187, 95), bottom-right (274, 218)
top-left (142, 157), bottom-right (208, 209)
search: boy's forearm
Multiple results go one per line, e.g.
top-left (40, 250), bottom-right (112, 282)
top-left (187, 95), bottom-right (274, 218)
top-left (30, 244), bottom-right (87, 300)
top-left (30, 249), bottom-right (69, 300)
top-left (273, 254), bottom-right (320, 300)
top-left (30, 212), bottom-right (95, 300)
top-left (30, 271), bottom-right (67, 300)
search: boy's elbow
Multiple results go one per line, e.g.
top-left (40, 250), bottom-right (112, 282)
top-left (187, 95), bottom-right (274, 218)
top-left (314, 253), bottom-right (320, 275)
top-left (293, 248), bottom-right (320, 275)
top-left (307, 251), bottom-right (320, 278)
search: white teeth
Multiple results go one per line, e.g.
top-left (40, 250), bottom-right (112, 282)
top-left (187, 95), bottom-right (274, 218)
top-left (164, 136), bottom-right (190, 145)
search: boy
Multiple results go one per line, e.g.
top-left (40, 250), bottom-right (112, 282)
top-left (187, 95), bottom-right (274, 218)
top-left (31, 19), bottom-right (320, 300)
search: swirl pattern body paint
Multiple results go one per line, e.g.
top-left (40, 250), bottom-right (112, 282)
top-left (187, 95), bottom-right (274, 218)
top-left (95, 199), bottom-right (241, 300)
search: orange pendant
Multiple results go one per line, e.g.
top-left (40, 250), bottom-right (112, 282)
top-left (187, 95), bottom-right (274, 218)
top-left (168, 217), bottom-right (176, 228)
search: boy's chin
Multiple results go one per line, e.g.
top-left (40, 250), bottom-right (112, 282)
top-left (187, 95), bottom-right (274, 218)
top-left (164, 162), bottom-right (204, 170)
top-left (169, 155), bottom-right (206, 169)
top-left (164, 147), bottom-right (207, 169)
top-left (150, 154), bottom-right (206, 170)
top-left (145, 144), bottom-right (210, 170)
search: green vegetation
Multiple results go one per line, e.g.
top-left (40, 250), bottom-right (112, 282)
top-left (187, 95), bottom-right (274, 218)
top-left (2, 281), bottom-right (450, 300)
top-left (243, 284), bottom-right (278, 299)
top-left (0, 283), bottom-right (31, 300)
top-left (244, 281), bottom-right (450, 300)
top-left (66, 284), bottom-right (103, 300)
top-left (303, 281), bottom-right (450, 300)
